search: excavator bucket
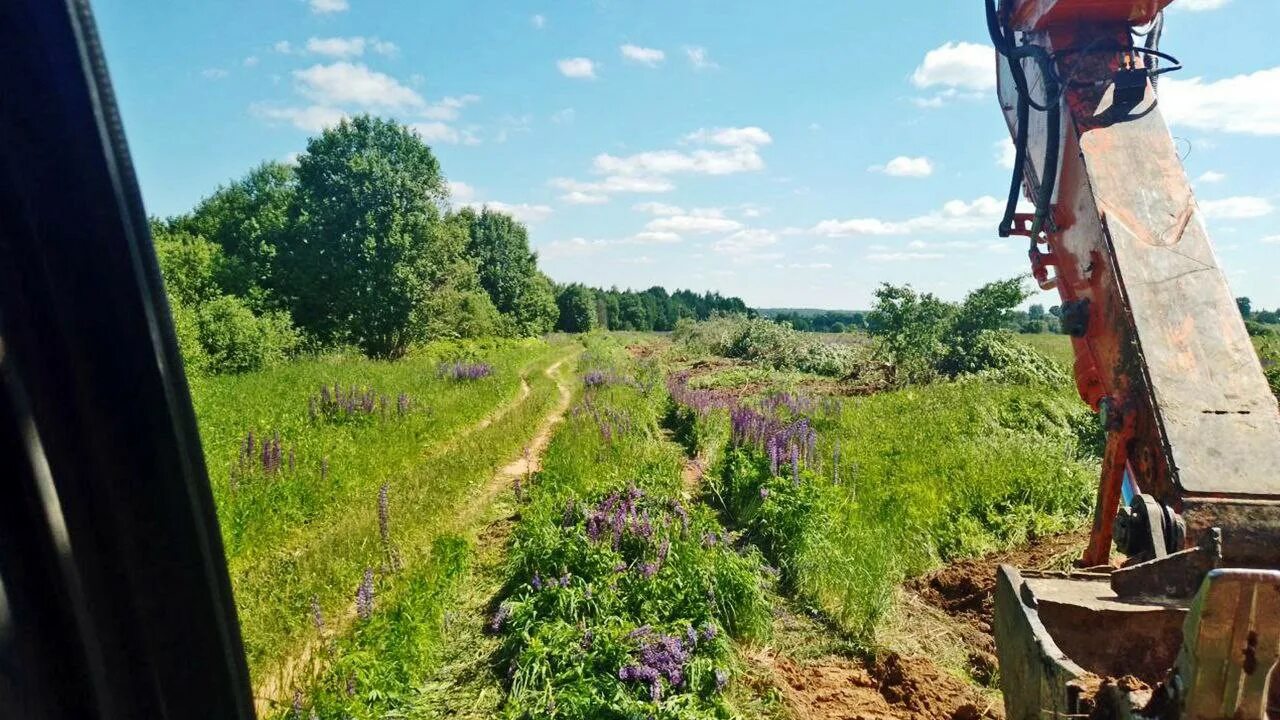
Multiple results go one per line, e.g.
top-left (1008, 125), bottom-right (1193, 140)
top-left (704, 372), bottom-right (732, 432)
top-left (994, 567), bottom-right (1280, 719)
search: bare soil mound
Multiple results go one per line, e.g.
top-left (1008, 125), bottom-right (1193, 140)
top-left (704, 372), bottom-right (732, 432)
top-left (904, 532), bottom-right (1087, 681)
top-left (772, 652), bottom-right (1000, 720)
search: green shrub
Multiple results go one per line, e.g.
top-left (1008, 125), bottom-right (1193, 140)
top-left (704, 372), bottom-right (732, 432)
top-left (674, 315), bottom-right (868, 378)
top-left (196, 295), bottom-right (300, 373)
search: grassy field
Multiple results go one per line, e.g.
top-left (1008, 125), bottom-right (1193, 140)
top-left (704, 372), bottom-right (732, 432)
top-left (195, 328), bottom-right (1108, 718)
top-left (191, 336), bottom-right (576, 695)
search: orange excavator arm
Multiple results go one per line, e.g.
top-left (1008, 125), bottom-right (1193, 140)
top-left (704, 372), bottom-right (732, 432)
top-left (989, 1), bottom-right (1280, 717)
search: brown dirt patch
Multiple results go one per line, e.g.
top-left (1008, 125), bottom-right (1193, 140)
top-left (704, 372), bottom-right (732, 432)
top-left (768, 652), bottom-right (1001, 720)
top-left (904, 532), bottom-right (1088, 679)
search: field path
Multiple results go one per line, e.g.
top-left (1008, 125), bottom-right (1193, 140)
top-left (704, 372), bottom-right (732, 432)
top-left (442, 356), bottom-right (574, 535)
top-left (253, 353), bottom-right (577, 717)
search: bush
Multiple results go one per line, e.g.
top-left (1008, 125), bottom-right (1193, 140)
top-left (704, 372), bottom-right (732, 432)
top-left (196, 295), bottom-right (301, 373)
top-left (674, 315), bottom-right (868, 378)
top-left (869, 277), bottom-right (1065, 386)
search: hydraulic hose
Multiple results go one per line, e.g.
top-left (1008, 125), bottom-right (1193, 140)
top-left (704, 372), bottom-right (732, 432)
top-left (985, 0), bottom-right (1061, 238)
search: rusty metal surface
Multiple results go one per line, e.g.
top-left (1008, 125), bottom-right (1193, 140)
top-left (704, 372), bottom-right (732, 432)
top-left (994, 565), bottom-right (1091, 719)
top-left (1009, 0), bottom-right (1174, 31)
top-left (1177, 569), bottom-right (1280, 719)
top-left (1111, 529), bottom-right (1222, 598)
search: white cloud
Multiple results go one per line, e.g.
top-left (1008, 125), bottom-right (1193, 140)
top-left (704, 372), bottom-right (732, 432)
top-left (294, 62), bottom-right (424, 109)
top-left (552, 176), bottom-right (674, 196)
top-left (595, 127), bottom-right (770, 177)
top-left (1197, 171), bottom-right (1227, 183)
top-left (812, 243), bottom-right (832, 253)
top-left (632, 202), bottom-right (684, 216)
top-left (560, 190), bottom-right (609, 205)
top-left (807, 196), bottom-right (1008, 237)
top-left (306, 37), bottom-right (365, 58)
top-left (868, 251), bottom-right (946, 262)
top-left (786, 262), bottom-right (833, 269)
top-left (251, 104), bottom-right (346, 132)
top-left (557, 57), bottom-right (597, 79)
top-left (1261, 235), bottom-right (1280, 244)
top-left (370, 39), bottom-right (399, 56)
top-left (244, 56), bottom-right (260, 68)
top-left (543, 237), bottom-right (607, 258)
top-left (712, 229), bottom-right (778, 258)
top-left (996, 138), bottom-right (1017, 169)
top-left (274, 41), bottom-right (294, 54)
top-left (912, 42), bottom-right (995, 91)
top-left (621, 44), bottom-right (665, 67)
top-left (869, 156), bottom-right (934, 178)
top-left (1200, 196), bottom-right (1275, 219)
top-left (622, 255), bottom-right (656, 265)
top-left (466, 201), bottom-right (554, 224)
top-left (649, 211), bottom-right (743, 235)
top-left (202, 68), bottom-right (229, 80)
top-left (628, 231), bottom-right (682, 244)
top-left (684, 126), bottom-right (772, 148)
top-left (531, 14), bottom-right (546, 29)
top-left (1161, 68), bottom-right (1280, 135)
top-left (1176, 0), bottom-right (1230, 9)
top-left (551, 108), bottom-right (576, 124)
top-left (448, 181), bottom-right (476, 204)
top-left (309, 0), bottom-right (349, 14)
top-left (410, 122), bottom-right (464, 145)
top-left (685, 46), bottom-right (718, 70)
top-left (421, 94), bottom-right (481, 121)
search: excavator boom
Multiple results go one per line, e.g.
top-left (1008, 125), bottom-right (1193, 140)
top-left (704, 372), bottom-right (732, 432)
top-left (988, 0), bottom-right (1280, 717)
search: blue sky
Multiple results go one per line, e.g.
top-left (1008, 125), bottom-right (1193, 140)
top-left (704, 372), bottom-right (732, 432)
top-left (96, 0), bottom-right (1280, 309)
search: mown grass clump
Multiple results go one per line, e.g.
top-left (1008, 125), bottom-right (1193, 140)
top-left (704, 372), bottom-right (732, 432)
top-left (490, 336), bottom-right (771, 719)
top-left (693, 380), bottom-right (1098, 645)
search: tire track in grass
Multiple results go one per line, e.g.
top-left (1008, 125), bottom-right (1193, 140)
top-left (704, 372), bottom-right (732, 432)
top-left (253, 353), bottom-right (576, 716)
top-left (403, 357), bottom-right (578, 717)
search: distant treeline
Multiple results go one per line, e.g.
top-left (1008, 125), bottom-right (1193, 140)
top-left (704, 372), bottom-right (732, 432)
top-left (150, 115), bottom-right (747, 373)
top-left (759, 305), bottom-right (1070, 335)
top-left (555, 285), bottom-right (750, 332)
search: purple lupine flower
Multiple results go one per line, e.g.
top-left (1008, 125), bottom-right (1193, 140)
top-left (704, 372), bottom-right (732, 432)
top-left (531, 572), bottom-right (543, 591)
top-left (582, 628), bottom-right (594, 649)
top-left (833, 442), bottom-right (841, 485)
top-left (638, 562), bottom-right (658, 579)
top-left (356, 569), bottom-right (374, 620)
top-left (292, 691), bottom-right (303, 718)
top-left (629, 625), bottom-right (652, 639)
top-left (310, 595), bottom-right (325, 633)
top-left (613, 561), bottom-right (628, 573)
top-left (345, 675), bottom-right (356, 696)
top-left (703, 532), bottom-right (718, 548)
top-left (489, 603), bottom-right (511, 633)
top-left (701, 623), bottom-right (718, 642)
top-left (657, 538), bottom-right (670, 565)
top-left (685, 625), bottom-right (698, 648)
top-left (320, 456), bottom-right (329, 483)
top-left (377, 483), bottom-right (391, 546)
top-left (791, 446), bottom-right (800, 487)
top-left (759, 486), bottom-right (770, 499)
top-left (559, 573), bottom-right (571, 588)
top-left (397, 392), bottom-right (411, 415)
top-left (671, 501), bottom-right (689, 536)
top-left (715, 668), bottom-right (729, 692)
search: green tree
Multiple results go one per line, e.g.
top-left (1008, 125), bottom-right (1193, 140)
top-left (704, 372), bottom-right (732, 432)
top-left (277, 116), bottom-right (457, 357)
top-left (152, 226), bottom-right (227, 306)
top-left (457, 207), bottom-right (559, 336)
top-left (556, 284), bottom-right (599, 333)
top-left (170, 161), bottom-right (297, 311)
top-left (1238, 296), bottom-right (1253, 319)
top-left (866, 284), bottom-right (953, 383)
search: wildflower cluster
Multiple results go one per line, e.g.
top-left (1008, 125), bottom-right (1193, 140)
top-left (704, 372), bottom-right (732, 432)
top-left (233, 429), bottom-right (295, 484)
top-left (437, 361), bottom-right (493, 381)
top-left (576, 395), bottom-right (635, 444)
top-left (666, 372), bottom-right (732, 416)
top-left (730, 405), bottom-right (817, 477)
top-left (617, 624), bottom-right (723, 701)
top-left (309, 384), bottom-right (411, 421)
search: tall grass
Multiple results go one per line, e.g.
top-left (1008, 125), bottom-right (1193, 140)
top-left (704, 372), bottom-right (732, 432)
top-left (693, 380), bottom-right (1098, 645)
top-left (191, 337), bottom-right (572, 677)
